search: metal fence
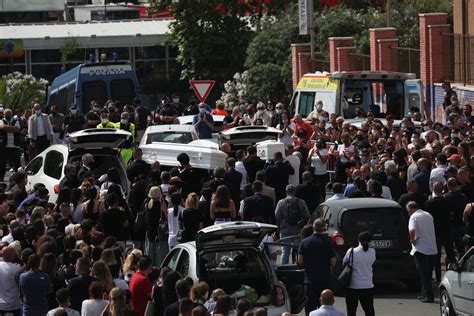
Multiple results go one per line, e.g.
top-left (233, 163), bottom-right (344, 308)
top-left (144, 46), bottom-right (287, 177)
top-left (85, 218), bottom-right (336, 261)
top-left (310, 57), bottom-right (331, 72)
top-left (349, 52), bottom-right (371, 71)
top-left (443, 33), bottom-right (474, 85)
top-left (391, 46), bottom-right (420, 77)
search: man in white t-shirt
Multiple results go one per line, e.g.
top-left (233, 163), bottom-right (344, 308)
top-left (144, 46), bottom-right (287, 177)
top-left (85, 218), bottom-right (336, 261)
top-left (47, 288), bottom-right (80, 316)
top-left (406, 201), bottom-right (437, 303)
top-left (308, 289), bottom-right (344, 316)
top-left (0, 247), bottom-right (22, 315)
top-left (235, 149), bottom-right (248, 191)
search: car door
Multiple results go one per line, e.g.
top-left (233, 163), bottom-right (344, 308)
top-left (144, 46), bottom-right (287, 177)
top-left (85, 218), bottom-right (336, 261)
top-left (263, 240), bottom-right (306, 314)
top-left (452, 250), bottom-right (474, 314)
top-left (162, 248), bottom-right (182, 271)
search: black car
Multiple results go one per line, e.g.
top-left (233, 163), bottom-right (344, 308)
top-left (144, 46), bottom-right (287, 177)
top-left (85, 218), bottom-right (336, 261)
top-left (312, 198), bottom-right (419, 292)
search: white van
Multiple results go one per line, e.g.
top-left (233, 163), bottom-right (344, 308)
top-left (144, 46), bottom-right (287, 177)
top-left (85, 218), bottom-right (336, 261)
top-left (290, 71), bottom-right (424, 124)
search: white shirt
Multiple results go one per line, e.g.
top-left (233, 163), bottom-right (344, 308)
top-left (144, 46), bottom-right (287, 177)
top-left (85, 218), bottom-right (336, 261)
top-left (276, 122), bottom-right (295, 146)
top-left (0, 261), bottom-right (22, 310)
top-left (326, 193), bottom-right (346, 202)
top-left (311, 148), bottom-right (328, 175)
top-left (429, 165), bottom-right (447, 192)
top-left (1, 233), bottom-right (13, 244)
top-left (337, 144), bottom-right (354, 163)
top-left (381, 186), bottom-right (393, 200)
top-left (113, 278), bottom-right (129, 290)
top-left (408, 209), bottom-right (438, 256)
top-left (309, 305), bottom-right (345, 316)
top-left (168, 206), bottom-right (184, 249)
top-left (285, 155), bottom-right (301, 186)
top-left (343, 245), bottom-right (376, 289)
top-left (260, 235), bottom-right (277, 269)
top-left (235, 161), bottom-right (248, 190)
top-left (47, 307), bottom-right (80, 316)
top-left (81, 299), bottom-right (109, 316)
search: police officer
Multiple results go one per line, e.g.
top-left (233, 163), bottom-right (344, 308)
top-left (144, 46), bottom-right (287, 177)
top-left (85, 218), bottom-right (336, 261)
top-left (97, 112), bottom-right (115, 128)
top-left (114, 112), bottom-right (136, 164)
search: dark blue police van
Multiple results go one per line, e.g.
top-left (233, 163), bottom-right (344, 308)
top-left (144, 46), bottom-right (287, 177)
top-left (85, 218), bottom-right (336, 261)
top-left (46, 61), bottom-right (140, 114)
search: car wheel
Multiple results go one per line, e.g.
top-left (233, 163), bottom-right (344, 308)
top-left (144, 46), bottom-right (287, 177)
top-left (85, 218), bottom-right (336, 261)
top-left (440, 289), bottom-right (455, 316)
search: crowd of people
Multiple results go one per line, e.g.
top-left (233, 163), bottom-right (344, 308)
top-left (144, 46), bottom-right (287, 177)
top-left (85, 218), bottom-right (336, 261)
top-left (0, 90), bottom-right (472, 316)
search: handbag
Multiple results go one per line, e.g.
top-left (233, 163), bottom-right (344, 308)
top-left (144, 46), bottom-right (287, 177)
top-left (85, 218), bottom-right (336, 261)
top-left (144, 300), bottom-right (155, 316)
top-left (134, 211), bottom-right (147, 233)
top-left (337, 247), bottom-right (354, 288)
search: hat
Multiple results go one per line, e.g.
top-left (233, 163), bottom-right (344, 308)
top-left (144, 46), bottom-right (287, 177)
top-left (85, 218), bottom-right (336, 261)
top-left (148, 186), bottom-right (162, 199)
top-left (448, 154), bottom-right (461, 161)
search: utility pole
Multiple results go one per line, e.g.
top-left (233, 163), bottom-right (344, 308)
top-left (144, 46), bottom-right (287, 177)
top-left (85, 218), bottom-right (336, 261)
top-left (309, 0), bottom-right (315, 63)
top-left (386, 0), bottom-right (392, 27)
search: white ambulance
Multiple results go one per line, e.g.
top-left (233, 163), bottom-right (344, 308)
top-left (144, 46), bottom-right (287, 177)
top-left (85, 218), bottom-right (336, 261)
top-left (290, 71), bottom-right (424, 125)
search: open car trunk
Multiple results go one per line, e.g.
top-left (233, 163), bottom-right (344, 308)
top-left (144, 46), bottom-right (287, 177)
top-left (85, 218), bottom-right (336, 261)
top-left (69, 148), bottom-right (130, 195)
top-left (198, 248), bottom-right (274, 306)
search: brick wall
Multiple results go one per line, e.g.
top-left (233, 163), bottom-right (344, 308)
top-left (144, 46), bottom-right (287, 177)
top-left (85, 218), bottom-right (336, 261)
top-left (328, 37), bottom-right (356, 72)
top-left (369, 28), bottom-right (398, 71)
top-left (291, 43), bottom-right (311, 91)
top-left (419, 13), bottom-right (451, 119)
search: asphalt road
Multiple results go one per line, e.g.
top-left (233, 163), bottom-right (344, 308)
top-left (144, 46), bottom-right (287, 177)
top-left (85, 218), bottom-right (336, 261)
top-left (332, 281), bottom-right (440, 316)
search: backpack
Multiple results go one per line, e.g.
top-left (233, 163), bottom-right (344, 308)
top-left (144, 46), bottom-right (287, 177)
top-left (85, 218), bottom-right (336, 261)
top-left (286, 198), bottom-right (303, 226)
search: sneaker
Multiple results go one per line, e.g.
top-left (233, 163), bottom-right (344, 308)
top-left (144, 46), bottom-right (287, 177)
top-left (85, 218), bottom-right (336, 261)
top-left (419, 298), bottom-right (434, 303)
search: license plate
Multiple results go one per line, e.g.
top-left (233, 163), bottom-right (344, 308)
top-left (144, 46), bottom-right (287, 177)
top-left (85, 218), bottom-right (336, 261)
top-left (369, 240), bottom-right (393, 248)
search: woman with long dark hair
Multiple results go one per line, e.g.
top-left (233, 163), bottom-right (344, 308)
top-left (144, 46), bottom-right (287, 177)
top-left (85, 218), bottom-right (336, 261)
top-left (82, 186), bottom-right (103, 225)
top-left (210, 185), bottom-right (235, 224)
top-left (343, 231), bottom-right (376, 316)
top-left (167, 192), bottom-right (184, 250)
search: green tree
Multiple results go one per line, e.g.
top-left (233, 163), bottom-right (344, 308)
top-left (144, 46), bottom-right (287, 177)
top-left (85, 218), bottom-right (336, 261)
top-left (0, 72), bottom-right (49, 109)
top-left (149, 0), bottom-right (292, 89)
top-left (244, 4), bottom-right (301, 103)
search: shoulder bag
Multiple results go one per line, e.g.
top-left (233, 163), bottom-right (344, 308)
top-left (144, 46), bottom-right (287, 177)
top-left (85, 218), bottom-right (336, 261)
top-left (337, 247), bottom-right (354, 288)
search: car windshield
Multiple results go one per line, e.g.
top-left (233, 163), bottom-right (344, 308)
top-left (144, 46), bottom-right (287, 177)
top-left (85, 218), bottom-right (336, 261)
top-left (146, 132), bottom-right (193, 144)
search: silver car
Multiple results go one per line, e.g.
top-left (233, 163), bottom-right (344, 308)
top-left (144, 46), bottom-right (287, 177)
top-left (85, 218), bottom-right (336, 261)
top-left (160, 222), bottom-right (306, 315)
top-left (439, 246), bottom-right (474, 315)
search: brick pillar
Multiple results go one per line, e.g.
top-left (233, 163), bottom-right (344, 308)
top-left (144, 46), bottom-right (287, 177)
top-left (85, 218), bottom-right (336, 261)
top-left (419, 13), bottom-right (451, 119)
top-left (329, 37), bottom-right (355, 72)
top-left (291, 43), bottom-right (311, 90)
top-left (369, 27), bottom-right (398, 71)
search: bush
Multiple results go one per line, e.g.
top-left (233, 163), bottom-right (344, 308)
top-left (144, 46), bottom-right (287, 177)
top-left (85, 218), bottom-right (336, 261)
top-left (0, 72), bottom-right (49, 109)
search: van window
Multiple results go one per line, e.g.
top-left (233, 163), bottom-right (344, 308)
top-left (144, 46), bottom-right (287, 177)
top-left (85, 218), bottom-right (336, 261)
top-left (82, 81), bottom-right (107, 113)
top-left (298, 92), bottom-right (315, 117)
top-left (49, 93), bottom-right (58, 109)
top-left (25, 156), bottom-right (43, 175)
top-left (44, 150), bottom-right (64, 180)
top-left (67, 84), bottom-right (76, 107)
top-left (341, 208), bottom-right (409, 249)
top-left (58, 88), bottom-right (68, 113)
top-left (110, 79), bottom-right (135, 105)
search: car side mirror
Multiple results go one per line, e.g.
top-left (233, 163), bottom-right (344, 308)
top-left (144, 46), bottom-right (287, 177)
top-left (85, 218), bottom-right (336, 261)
top-left (447, 263), bottom-right (460, 272)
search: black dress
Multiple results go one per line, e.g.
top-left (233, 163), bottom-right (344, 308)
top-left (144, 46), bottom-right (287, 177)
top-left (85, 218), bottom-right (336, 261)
top-left (180, 208), bottom-right (203, 242)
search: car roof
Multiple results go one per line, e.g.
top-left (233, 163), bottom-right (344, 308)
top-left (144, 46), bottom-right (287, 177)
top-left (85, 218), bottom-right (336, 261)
top-left (145, 124), bottom-right (196, 133)
top-left (322, 197), bottom-right (402, 210)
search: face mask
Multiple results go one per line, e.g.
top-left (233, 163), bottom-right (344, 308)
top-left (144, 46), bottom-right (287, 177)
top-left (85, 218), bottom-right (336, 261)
top-left (121, 119), bottom-right (128, 124)
top-left (275, 109), bottom-right (282, 115)
top-left (172, 98), bottom-right (179, 103)
top-left (93, 107), bottom-right (101, 112)
top-left (450, 133), bottom-right (457, 139)
top-left (452, 101), bottom-right (458, 106)
top-left (70, 109), bottom-right (78, 116)
top-left (258, 109), bottom-right (264, 114)
top-left (423, 126), bottom-right (430, 131)
top-left (411, 137), bottom-right (417, 143)
top-left (360, 156), bottom-right (368, 163)
top-left (240, 104), bottom-right (245, 110)
top-left (101, 118), bottom-right (109, 124)
top-left (370, 159), bottom-right (377, 165)
top-left (199, 108), bottom-right (206, 113)
top-left (35, 110), bottom-right (41, 115)
top-left (316, 104), bottom-right (323, 111)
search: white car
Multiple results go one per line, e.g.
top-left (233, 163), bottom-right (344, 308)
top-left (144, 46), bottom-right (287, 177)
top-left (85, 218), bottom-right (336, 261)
top-left (174, 114), bottom-right (226, 133)
top-left (219, 126), bottom-right (282, 152)
top-left (24, 128), bottom-right (131, 202)
top-left (139, 125), bottom-right (227, 170)
top-left (440, 246), bottom-right (474, 316)
top-left (161, 222), bottom-right (306, 315)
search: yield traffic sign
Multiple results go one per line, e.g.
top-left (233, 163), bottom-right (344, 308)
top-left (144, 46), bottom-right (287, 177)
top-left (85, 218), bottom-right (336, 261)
top-left (190, 80), bottom-right (215, 103)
